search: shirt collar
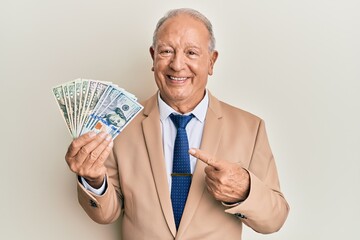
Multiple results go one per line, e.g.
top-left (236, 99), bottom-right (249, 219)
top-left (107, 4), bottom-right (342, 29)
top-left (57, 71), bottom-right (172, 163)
top-left (158, 90), bottom-right (208, 123)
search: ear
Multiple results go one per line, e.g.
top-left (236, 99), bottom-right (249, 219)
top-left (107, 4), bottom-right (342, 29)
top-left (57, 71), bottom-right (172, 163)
top-left (149, 47), bottom-right (155, 71)
top-left (149, 46), bottom-right (155, 60)
top-left (208, 50), bottom-right (218, 76)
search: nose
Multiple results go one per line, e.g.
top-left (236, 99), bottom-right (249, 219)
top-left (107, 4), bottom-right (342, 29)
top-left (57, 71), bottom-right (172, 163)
top-left (169, 52), bottom-right (185, 71)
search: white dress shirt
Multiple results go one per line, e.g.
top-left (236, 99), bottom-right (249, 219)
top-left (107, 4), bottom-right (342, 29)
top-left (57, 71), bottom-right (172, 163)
top-left (82, 91), bottom-right (208, 195)
top-left (158, 91), bottom-right (208, 192)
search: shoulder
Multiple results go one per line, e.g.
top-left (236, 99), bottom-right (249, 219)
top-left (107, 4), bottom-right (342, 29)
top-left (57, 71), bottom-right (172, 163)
top-left (219, 101), bottom-right (263, 133)
top-left (222, 101), bottom-right (261, 121)
top-left (209, 93), bottom-right (262, 125)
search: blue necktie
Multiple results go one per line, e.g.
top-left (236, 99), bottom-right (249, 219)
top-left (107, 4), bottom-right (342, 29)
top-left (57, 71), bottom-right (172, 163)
top-left (170, 113), bottom-right (194, 229)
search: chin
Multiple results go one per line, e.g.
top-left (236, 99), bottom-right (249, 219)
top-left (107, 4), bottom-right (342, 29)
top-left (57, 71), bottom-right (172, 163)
top-left (170, 92), bottom-right (191, 101)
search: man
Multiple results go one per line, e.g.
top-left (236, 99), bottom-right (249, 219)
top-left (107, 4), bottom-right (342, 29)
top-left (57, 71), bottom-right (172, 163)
top-left (65, 8), bottom-right (289, 239)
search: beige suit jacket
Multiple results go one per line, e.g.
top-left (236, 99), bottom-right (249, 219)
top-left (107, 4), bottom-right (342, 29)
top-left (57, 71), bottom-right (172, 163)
top-left (77, 92), bottom-right (289, 239)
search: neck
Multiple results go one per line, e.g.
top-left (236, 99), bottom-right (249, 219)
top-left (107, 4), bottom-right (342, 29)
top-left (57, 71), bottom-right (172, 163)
top-left (160, 91), bottom-right (206, 114)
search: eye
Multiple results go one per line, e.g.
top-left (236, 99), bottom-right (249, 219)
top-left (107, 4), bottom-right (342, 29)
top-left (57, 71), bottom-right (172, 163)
top-left (186, 49), bottom-right (199, 58)
top-left (159, 49), bottom-right (173, 56)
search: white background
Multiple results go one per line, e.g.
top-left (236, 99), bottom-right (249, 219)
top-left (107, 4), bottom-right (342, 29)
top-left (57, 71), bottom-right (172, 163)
top-left (1, 0), bottom-right (359, 239)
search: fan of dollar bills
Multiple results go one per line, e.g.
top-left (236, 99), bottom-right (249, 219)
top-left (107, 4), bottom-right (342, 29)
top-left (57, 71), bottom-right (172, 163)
top-left (52, 78), bottom-right (143, 139)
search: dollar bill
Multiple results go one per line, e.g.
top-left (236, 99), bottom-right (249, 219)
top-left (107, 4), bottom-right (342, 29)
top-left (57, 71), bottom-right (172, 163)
top-left (79, 80), bottom-right (97, 130)
top-left (84, 86), bottom-right (122, 130)
top-left (52, 85), bottom-right (72, 135)
top-left (82, 91), bottom-right (143, 137)
top-left (52, 78), bottom-right (143, 139)
top-left (62, 84), bottom-right (75, 136)
top-left (80, 81), bottom-right (110, 135)
top-left (74, 79), bottom-right (82, 134)
top-left (77, 79), bottom-right (89, 136)
top-left (68, 81), bottom-right (77, 136)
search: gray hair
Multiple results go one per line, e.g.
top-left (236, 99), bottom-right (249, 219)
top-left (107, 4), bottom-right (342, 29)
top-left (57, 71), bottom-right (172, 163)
top-left (152, 8), bottom-right (216, 52)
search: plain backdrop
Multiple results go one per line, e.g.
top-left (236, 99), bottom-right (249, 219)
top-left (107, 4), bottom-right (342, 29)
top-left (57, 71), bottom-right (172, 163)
top-left (1, 0), bottom-right (359, 239)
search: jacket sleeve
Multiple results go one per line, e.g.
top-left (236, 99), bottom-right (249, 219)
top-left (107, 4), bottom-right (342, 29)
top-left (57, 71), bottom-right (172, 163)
top-left (225, 120), bottom-right (290, 233)
top-left (77, 149), bottom-right (123, 224)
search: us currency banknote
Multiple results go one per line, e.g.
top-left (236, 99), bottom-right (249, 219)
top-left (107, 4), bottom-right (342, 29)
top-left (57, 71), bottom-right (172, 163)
top-left (52, 85), bottom-right (72, 135)
top-left (79, 80), bottom-right (98, 132)
top-left (52, 78), bottom-right (143, 139)
top-left (82, 91), bottom-right (143, 138)
top-left (62, 84), bottom-right (75, 136)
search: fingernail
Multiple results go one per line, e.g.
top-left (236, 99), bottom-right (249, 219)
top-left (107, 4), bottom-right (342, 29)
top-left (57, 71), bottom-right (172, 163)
top-left (108, 141), bottom-right (114, 147)
top-left (99, 132), bottom-right (107, 138)
top-left (89, 131), bottom-right (96, 138)
top-left (105, 134), bottom-right (111, 141)
top-left (189, 149), bottom-right (196, 154)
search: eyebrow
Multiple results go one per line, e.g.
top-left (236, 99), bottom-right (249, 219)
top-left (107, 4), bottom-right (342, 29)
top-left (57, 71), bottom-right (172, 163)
top-left (156, 42), bottom-right (202, 50)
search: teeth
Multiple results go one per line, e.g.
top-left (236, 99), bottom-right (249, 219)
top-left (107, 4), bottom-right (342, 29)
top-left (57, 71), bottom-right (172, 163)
top-left (169, 76), bottom-right (187, 81)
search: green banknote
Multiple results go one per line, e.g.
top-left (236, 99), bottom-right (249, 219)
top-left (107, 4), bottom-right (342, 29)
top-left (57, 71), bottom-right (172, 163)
top-left (52, 78), bottom-right (143, 139)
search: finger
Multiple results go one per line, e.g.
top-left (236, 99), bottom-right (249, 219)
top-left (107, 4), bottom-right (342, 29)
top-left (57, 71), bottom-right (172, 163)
top-left (82, 135), bottom-right (112, 167)
top-left (188, 148), bottom-right (215, 165)
top-left (97, 140), bottom-right (113, 166)
top-left (189, 148), bottom-right (222, 170)
top-left (66, 131), bottom-right (97, 158)
top-left (89, 139), bottom-right (113, 169)
top-left (205, 175), bottom-right (217, 189)
top-left (85, 141), bottom-right (113, 181)
top-left (205, 177), bottom-right (222, 200)
top-left (77, 140), bottom-right (112, 179)
top-left (75, 132), bottom-right (109, 164)
top-left (204, 165), bottom-right (218, 181)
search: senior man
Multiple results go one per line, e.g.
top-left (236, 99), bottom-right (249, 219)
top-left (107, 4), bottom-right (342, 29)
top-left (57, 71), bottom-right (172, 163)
top-left (65, 8), bottom-right (289, 239)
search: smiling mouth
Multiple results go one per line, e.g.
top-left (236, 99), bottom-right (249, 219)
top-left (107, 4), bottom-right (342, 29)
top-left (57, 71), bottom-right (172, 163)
top-left (167, 75), bottom-right (188, 81)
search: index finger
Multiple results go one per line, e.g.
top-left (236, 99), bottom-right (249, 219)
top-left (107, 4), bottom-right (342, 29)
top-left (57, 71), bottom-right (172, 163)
top-left (66, 131), bottom-right (97, 158)
top-left (189, 148), bottom-right (219, 169)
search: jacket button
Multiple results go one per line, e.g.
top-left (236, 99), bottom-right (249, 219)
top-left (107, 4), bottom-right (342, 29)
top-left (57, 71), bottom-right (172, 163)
top-left (89, 199), bottom-right (98, 208)
top-left (234, 213), bottom-right (247, 219)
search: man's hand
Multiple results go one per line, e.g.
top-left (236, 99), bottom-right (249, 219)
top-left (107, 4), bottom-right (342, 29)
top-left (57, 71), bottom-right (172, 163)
top-left (189, 148), bottom-right (250, 203)
top-left (65, 131), bottom-right (113, 188)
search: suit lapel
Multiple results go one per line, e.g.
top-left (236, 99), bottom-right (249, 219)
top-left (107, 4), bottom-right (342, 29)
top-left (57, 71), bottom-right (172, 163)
top-left (141, 94), bottom-right (177, 237)
top-left (177, 92), bottom-right (224, 237)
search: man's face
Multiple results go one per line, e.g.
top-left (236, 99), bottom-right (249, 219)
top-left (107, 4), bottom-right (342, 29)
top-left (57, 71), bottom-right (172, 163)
top-left (150, 14), bottom-right (218, 113)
